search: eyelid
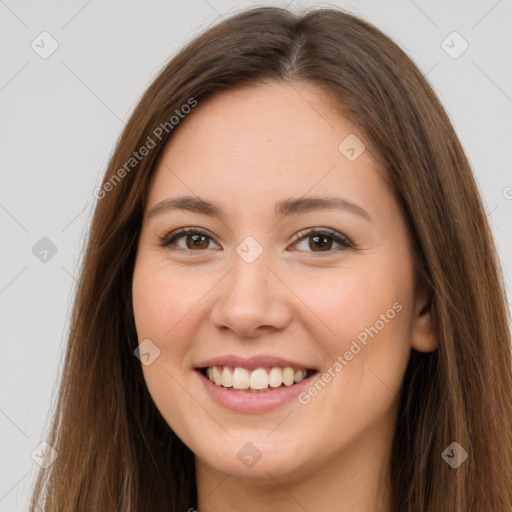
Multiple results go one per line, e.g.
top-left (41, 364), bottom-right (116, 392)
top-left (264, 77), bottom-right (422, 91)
top-left (290, 227), bottom-right (354, 252)
top-left (293, 227), bottom-right (351, 244)
top-left (160, 226), bottom-right (217, 248)
top-left (160, 226), bottom-right (354, 253)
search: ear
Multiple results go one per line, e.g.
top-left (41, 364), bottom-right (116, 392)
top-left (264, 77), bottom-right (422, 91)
top-left (410, 287), bottom-right (438, 353)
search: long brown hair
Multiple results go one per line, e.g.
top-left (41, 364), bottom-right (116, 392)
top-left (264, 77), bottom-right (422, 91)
top-left (29, 6), bottom-right (512, 511)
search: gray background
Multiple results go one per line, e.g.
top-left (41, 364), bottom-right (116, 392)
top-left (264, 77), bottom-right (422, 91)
top-left (1, 0), bottom-right (511, 509)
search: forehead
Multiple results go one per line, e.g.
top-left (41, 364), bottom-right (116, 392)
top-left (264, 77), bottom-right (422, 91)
top-left (164, 80), bottom-right (352, 161)
top-left (146, 81), bottom-right (387, 219)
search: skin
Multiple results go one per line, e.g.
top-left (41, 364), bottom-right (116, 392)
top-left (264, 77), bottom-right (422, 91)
top-left (132, 80), bottom-right (437, 512)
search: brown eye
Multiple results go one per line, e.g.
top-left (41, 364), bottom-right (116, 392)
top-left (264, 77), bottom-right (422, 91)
top-left (160, 227), bottom-right (353, 256)
top-left (308, 234), bottom-right (334, 252)
top-left (161, 228), bottom-right (217, 251)
top-left (185, 233), bottom-right (210, 250)
top-left (291, 228), bottom-right (353, 255)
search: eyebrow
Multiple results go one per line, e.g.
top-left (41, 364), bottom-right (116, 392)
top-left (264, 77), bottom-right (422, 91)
top-left (147, 195), bottom-right (372, 222)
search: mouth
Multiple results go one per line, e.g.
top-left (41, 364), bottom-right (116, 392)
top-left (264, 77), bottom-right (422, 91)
top-left (196, 365), bottom-right (319, 393)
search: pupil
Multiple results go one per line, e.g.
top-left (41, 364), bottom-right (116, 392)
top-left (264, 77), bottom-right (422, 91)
top-left (188, 234), bottom-right (207, 249)
top-left (311, 235), bottom-right (331, 251)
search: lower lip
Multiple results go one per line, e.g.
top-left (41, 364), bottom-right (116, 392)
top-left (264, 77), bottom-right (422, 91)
top-left (195, 369), bottom-right (318, 413)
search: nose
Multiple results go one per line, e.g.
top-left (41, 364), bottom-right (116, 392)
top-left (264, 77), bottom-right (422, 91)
top-left (209, 248), bottom-right (292, 338)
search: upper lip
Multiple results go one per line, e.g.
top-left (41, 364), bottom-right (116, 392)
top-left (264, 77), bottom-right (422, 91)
top-left (195, 355), bottom-right (318, 371)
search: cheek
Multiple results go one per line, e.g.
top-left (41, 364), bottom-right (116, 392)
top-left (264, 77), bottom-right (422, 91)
top-left (294, 263), bottom-right (408, 353)
top-left (132, 257), bottom-right (204, 344)
top-left (132, 258), bottom-right (207, 440)
top-left (131, 258), bottom-right (196, 416)
top-left (295, 261), bottom-right (412, 418)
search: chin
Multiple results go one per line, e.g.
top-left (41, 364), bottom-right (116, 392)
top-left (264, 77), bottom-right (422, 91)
top-left (194, 435), bottom-right (311, 481)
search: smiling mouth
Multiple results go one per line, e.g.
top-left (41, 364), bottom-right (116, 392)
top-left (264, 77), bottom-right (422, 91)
top-left (198, 366), bottom-right (318, 393)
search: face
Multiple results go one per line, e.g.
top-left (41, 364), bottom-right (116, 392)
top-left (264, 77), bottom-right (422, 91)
top-left (132, 80), bottom-right (436, 487)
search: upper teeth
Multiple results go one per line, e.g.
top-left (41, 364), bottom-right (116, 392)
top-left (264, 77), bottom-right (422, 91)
top-left (206, 366), bottom-right (309, 390)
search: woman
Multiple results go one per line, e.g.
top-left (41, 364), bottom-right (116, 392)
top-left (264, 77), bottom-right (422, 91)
top-left (29, 5), bottom-right (512, 512)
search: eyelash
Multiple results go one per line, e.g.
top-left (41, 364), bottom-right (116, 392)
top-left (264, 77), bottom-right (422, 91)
top-left (159, 227), bottom-right (354, 256)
